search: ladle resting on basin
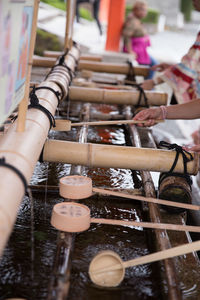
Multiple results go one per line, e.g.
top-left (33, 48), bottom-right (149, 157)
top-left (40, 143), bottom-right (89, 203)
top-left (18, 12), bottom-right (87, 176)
top-left (89, 240), bottom-right (200, 287)
top-left (51, 202), bottom-right (200, 233)
top-left (59, 175), bottom-right (200, 211)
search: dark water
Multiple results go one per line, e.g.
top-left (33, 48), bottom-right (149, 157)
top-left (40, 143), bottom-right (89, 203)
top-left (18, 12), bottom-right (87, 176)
top-left (0, 104), bottom-right (199, 299)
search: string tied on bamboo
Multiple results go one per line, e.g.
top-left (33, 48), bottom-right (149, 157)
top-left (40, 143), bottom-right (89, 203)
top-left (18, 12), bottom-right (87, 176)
top-left (158, 141), bottom-right (193, 188)
top-left (30, 85), bottom-right (62, 103)
top-left (0, 157), bottom-right (28, 192)
top-left (28, 85), bottom-right (56, 130)
top-left (131, 83), bottom-right (149, 108)
top-left (56, 52), bottom-right (75, 81)
top-left (126, 59), bottom-right (136, 82)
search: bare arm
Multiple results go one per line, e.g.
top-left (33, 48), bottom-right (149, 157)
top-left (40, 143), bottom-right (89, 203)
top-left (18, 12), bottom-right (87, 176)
top-left (133, 99), bottom-right (200, 127)
top-left (166, 99), bottom-right (200, 119)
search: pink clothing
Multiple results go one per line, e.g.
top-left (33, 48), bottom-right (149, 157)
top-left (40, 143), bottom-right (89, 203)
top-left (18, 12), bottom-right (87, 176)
top-left (123, 35), bottom-right (151, 65)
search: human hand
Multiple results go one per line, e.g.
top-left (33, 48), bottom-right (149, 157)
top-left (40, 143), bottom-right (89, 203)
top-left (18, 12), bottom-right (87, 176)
top-left (141, 79), bottom-right (154, 90)
top-left (151, 63), bottom-right (172, 72)
top-left (133, 107), bottom-right (162, 127)
top-left (183, 144), bottom-right (200, 153)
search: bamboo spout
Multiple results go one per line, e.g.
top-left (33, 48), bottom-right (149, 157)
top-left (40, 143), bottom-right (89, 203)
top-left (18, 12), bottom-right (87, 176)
top-left (43, 140), bottom-right (198, 175)
top-left (69, 86), bottom-right (168, 106)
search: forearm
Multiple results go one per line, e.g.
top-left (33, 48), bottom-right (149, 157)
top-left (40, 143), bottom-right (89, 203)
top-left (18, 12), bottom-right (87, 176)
top-left (166, 99), bottom-right (200, 119)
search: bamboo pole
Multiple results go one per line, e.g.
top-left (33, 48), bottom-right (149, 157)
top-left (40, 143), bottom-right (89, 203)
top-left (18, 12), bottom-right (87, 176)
top-left (44, 50), bottom-right (102, 61)
top-left (69, 1), bottom-right (76, 49)
top-left (32, 56), bottom-right (149, 76)
top-left (77, 60), bottom-right (149, 76)
top-left (43, 140), bottom-right (198, 175)
top-left (33, 55), bottom-right (56, 68)
top-left (64, 0), bottom-right (72, 50)
top-left (91, 218), bottom-right (200, 233)
top-left (69, 86), bottom-right (168, 106)
top-left (16, 0), bottom-right (40, 132)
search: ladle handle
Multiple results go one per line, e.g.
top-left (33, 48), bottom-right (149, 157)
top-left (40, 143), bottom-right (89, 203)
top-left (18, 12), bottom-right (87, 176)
top-left (123, 240), bottom-right (200, 269)
top-left (90, 218), bottom-right (200, 233)
top-left (71, 119), bottom-right (164, 127)
top-left (92, 187), bottom-right (200, 211)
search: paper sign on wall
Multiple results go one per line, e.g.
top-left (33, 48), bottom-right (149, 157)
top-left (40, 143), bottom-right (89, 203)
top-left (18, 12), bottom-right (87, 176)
top-left (0, 0), bottom-right (34, 126)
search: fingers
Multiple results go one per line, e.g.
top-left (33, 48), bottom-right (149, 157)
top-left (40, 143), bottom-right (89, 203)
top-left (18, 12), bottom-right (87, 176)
top-left (133, 108), bottom-right (160, 127)
top-left (183, 144), bottom-right (200, 153)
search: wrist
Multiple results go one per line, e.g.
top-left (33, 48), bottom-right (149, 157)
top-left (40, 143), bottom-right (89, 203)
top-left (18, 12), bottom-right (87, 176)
top-left (160, 105), bottom-right (167, 119)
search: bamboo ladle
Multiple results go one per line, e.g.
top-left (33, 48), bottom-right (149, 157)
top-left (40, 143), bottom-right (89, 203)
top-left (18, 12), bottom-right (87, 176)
top-left (51, 202), bottom-right (200, 233)
top-left (59, 175), bottom-right (200, 211)
top-left (89, 239), bottom-right (200, 287)
top-left (54, 119), bottom-right (164, 131)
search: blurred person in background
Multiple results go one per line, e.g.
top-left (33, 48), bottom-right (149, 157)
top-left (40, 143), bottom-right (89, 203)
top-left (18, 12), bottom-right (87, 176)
top-left (122, 0), bottom-right (157, 79)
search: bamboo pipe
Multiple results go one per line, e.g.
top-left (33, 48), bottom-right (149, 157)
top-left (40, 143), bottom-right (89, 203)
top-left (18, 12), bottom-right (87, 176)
top-left (91, 218), bottom-right (200, 233)
top-left (53, 119), bottom-right (164, 131)
top-left (0, 45), bottom-right (80, 256)
top-left (77, 60), bottom-right (149, 76)
top-left (0, 81), bottom-right (62, 257)
top-left (33, 55), bottom-right (56, 68)
top-left (93, 187), bottom-right (200, 211)
top-left (43, 140), bottom-right (199, 175)
top-left (69, 86), bottom-right (168, 106)
top-left (43, 50), bottom-right (102, 61)
top-left (32, 56), bottom-right (149, 76)
top-left (17, 0), bottom-right (39, 132)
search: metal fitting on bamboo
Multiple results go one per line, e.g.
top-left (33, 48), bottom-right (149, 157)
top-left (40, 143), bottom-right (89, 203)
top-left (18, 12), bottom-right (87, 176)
top-left (77, 60), bottom-right (149, 76)
top-left (43, 140), bottom-right (198, 175)
top-left (69, 86), bottom-right (168, 106)
top-left (158, 173), bottom-right (192, 213)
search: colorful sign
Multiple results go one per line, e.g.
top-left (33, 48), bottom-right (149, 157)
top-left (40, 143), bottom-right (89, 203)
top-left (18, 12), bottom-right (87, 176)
top-left (0, 0), bottom-right (34, 125)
